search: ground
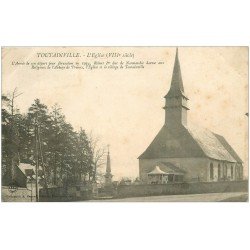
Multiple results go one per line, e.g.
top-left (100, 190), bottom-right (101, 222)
top-left (92, 192), bottom-right (248, 202)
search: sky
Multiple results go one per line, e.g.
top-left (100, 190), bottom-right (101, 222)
top-left (2, 47), bottom-right (248, 180)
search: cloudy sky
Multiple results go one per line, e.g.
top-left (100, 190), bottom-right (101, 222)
top-left (2, 47), bottom-right (248, 179)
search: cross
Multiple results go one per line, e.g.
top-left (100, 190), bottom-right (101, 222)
top-left (107, 144), bottom-right (110, 153)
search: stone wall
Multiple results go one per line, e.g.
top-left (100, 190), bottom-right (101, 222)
top-left (115, 180), bottom-right (248, 198)
top-left (39, 184), bottom-right (94, 202)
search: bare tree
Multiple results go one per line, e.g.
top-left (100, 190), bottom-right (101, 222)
top-left (88, 132), bottom-right (107, 183)
top-left (10, 88), bottom-right (23, 117)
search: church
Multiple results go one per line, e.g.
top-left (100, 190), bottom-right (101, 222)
top-left (138, 49), bottom-right (244, 184)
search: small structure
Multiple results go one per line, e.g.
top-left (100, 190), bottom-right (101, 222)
top-left (147, 163), bottom-right (185, 184)
top-left (18, 163), bottom-right (44, 182)
top-left (2, 164), bottom-right (27, 188)
top-left (104, 146), bottom-right (113, 186)
top-left (18, 163), bottom-right (44, 199)
top-left (148, 166), bottom-right (168, 184)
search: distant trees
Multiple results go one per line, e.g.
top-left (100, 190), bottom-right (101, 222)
top-left (2, 93), bottom-right (105, 187)
top-left (2, 90), bottom-right (22, 184)
top-left (2, 94), bottom-right (14, 178)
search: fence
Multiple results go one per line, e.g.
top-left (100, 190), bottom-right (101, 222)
top-left (115, 180), bottom-right (248, 198)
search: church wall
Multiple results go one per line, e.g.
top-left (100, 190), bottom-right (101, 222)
top-left (139, 157), bottom-right (210, 183)
top-left (235, 163), bottom-right (244, 180)
top-left (139, 158), bottom-right (241, 183)
top-left (207, 161), bottom-right (240, 182)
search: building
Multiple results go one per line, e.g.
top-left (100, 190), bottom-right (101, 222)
top-left (18, 163), bottom-right (44, 199)
top-left (138, 49), bottom-right (244, 184)
top-left (2, 164), bottom-right (27, 188)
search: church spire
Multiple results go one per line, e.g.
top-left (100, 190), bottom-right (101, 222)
top-left (163, 48), bottom-right (189, 127)
top-left (165, 48), bottom-right (187, 99)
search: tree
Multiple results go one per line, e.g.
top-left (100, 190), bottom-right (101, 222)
top-left (49, 103), bottom-right (66, 185)
top-left (75, 128), bottom-right (93, 182)
top-left (1, 89), bottom-right (22, 185)
top-left (2, 94), bottom-right (97, 189)
top-left (26, 99), bottom-right (52, 187)
top-left (88, 132), bottom-right (107, 183)
top-left (2, 94), bottom-right (12, 178)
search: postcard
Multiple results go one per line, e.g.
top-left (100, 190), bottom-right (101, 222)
top-left (1, 46), bottom-right (248, 202)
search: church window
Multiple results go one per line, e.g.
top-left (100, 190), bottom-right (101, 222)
top-left (218, 164), bottom-right (221, 180)
top-left (239, 165), bottom-right (243, 179)
top-left (210, 163), bottom-right (214, 180)
top-left (231, 165), bottom-right (234, 179)
top-left (224, 164), bottom-right (228, 179)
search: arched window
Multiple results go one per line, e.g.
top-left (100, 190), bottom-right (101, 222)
top-left (239, 165), bottom-right (243, 179)
top-left (218, 164), bottom-right (221, 180)
top-left (210, 163), bottom-right (214, 180)
top-left (235, 165), bottom-right (238, 180)
top-left (231, 165), bottom-right (234, 179)
top-left (224, 164), bottom-right (228, 179)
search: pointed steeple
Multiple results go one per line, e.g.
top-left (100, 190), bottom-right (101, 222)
top-left (163, 48), bottom-right (189, 126)
top-left (165, 48), bottom-right (187, 99)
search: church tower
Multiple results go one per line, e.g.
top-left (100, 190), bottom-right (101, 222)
top-left (104, 146), bottom-right (113, 186)
top-left (163, 48), bottom-right (189, 127)
top-left (138, 48), bottom-right (243, 184)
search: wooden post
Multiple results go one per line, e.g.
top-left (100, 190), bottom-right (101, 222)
top-left (37, 125), bottom-right (49, 196)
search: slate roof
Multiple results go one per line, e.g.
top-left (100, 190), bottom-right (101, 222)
top-left (213, 133), bottom-right (243, 163)
top-left (186, 124), bottom-right (237, 162)
top-left (138, 124), bottom-right (242, 163)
